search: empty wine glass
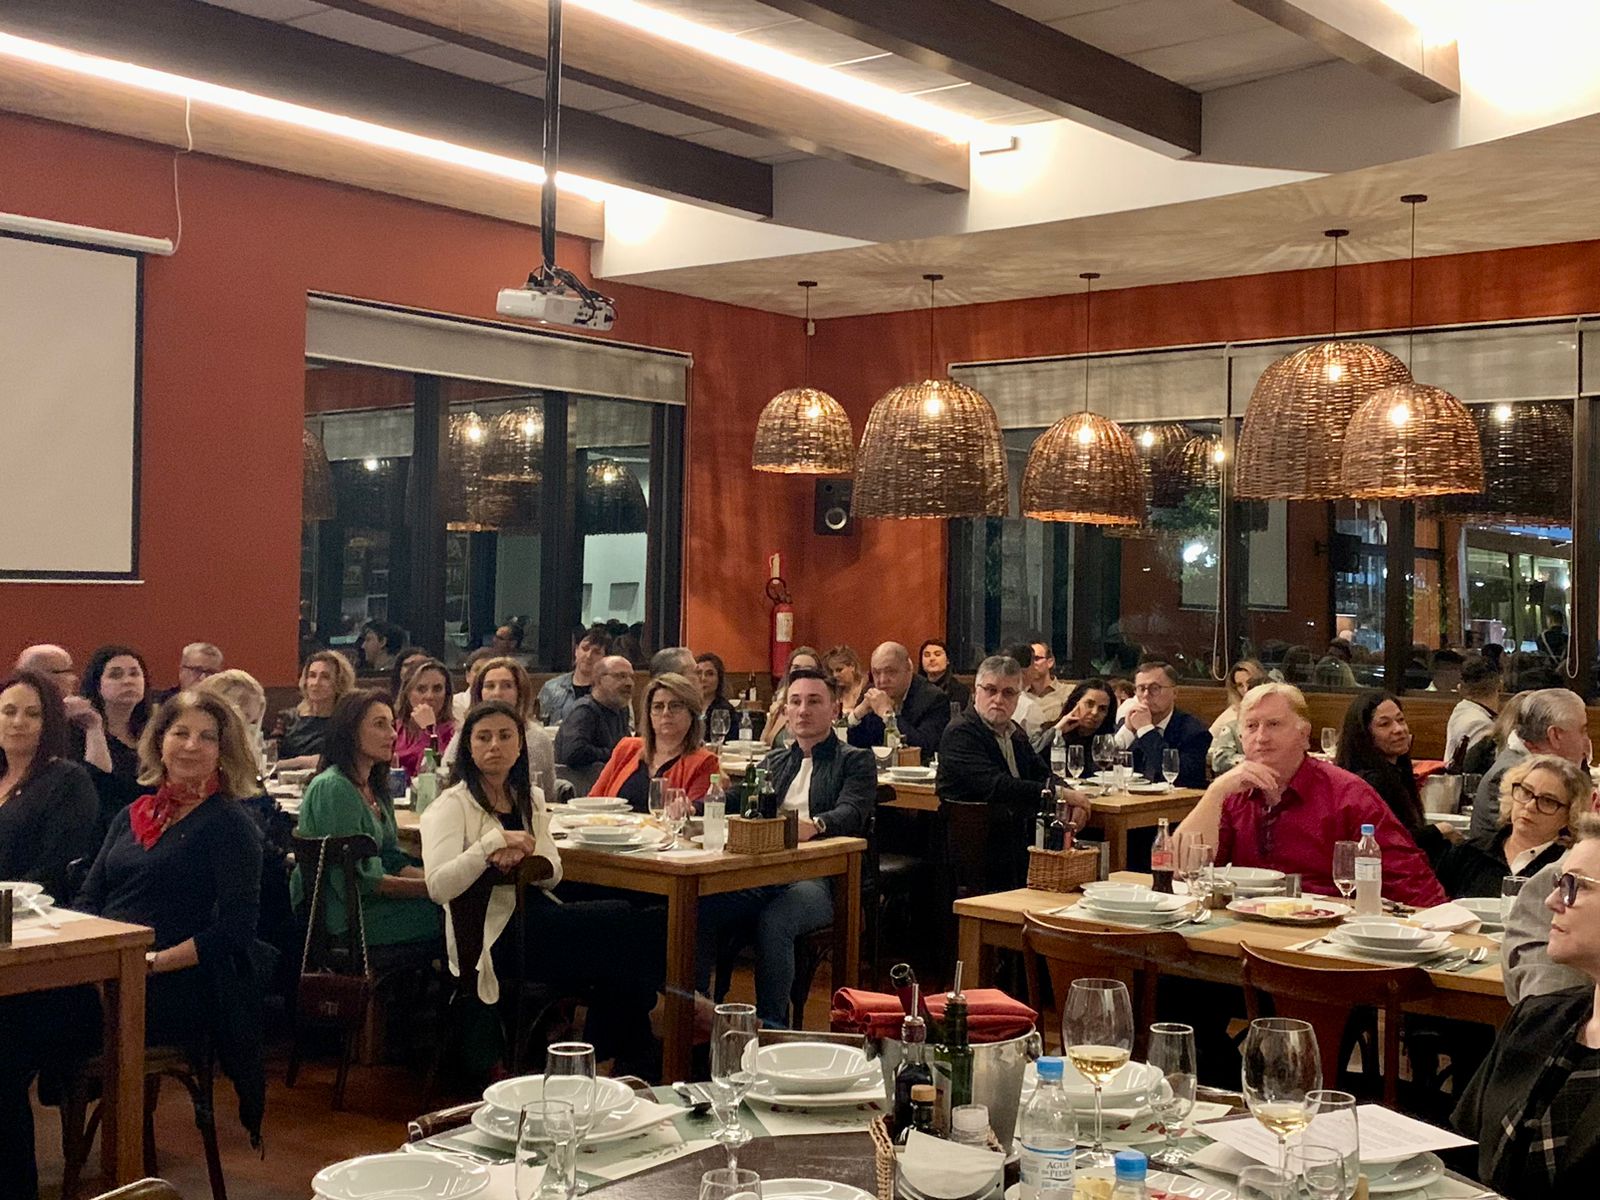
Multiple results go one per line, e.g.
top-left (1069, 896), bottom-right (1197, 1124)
top-left (699, 1168), bottom-right (762, 1200)
top-left (259, 738), bottom-right (279, 781)
top-left (1320, 727), bottom-right (1338, 756)
top-left (1147, 1022), bottom-right (1197, 1168)
top-left (709, 1003), bottom-right (758, 1168)
top-left (647, 777), bottom-right (667, 823)
top-left (665, 786), bottom-right (691, 847)
top-left (1092, 734), bottom-right (1115, 778)
top-left (1067, 743), bottom-right (1085, 782)
top-left (516, 1099), bottom-right (578, 1200)
top-left (1161, 747), bottom-right (1180, 787)
top-left (710, 709), bottom-right (731, 746)
top-left (544, 1042), bottom-right (597, 1193)
top-left (1306, 1089), bottom-right (1360, 1200)
top-left (1237, 1165), bottom-right (1295, 1200)
top-left (1242, 1017), bottom-right (1321, 1174)
top-left (1332, 841), bottom-right (1358, 901)
top-left (1063, 978), bottom-right (1133, 1170)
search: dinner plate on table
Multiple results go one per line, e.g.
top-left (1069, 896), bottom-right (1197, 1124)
top-left (470, 1099), bottom-right (671, 1146)
top-left (566, 797), bottom-right (633, 814)
top-left (1457, 897), bottom-right (1505, 928)
top-left (1005, 1172), bottom-right (1233, 1200)
top-left (755, 1040), bottom-right (877, 1093)
top-left (0, 881), bottom-right (45, 902)
top-left (567, 828), bottom-right (670, 852)
top-left (1227, 896), bottom-right (1351, 925)
top-left (1363, 1152), bottom-right (1444, 1193)
top-left (1127, 781), bottom-right (1173, 794)
top-left (1324, 929), bottom-right (1452, 961)
top-left (1074, 897), bottom-right (1195, 928)
top-left (745, 1076), bottom-right (885, 1108)
top-left (767, 1181), bottom-right (878, 1200)
top-left (482, 1073), bottom-right (636, 1125)
top-left (313, 1151), bottom-right (488, 1200)
top-left (1022, 1058), bottom-right (1160, 1110)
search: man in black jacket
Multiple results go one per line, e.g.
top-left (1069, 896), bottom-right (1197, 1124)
top-left (1112, 661), bottom-right (1211, 787)
top-left (847, 641), bottom-right (951, 756)
top-left (699, 669), bottom-right (876, 1026)
top-left (936, 654), bottom-right (1090, 890)
top-left (554, 655), bottom-right (634, 768)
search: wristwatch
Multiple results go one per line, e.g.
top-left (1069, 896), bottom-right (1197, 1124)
top-left (813, 815), bottom-right (828, 836)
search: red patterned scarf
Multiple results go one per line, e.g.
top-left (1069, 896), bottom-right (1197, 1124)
top-left (129, 771), bottom-right (220, 848)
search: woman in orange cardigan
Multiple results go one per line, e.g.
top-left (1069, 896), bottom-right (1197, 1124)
top-left (590, 673), bottom-right (718, 811)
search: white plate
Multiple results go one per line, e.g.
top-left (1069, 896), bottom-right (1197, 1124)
top-left (756, 1041), bottom-right (876, 1093)
top-left (723, 740), bottom-right (768, 755)
top-left (1339, 920), bottom-right (1439, 949)
top-left (1080, 883), bottom-right (1158, 900)
top-left (0, 881), bottom-right (44, 901)
top-left (746, 1077), bottom-right (886, 1108)
top-left (1084, 893), bottom-right (1189, 915)
top-left (888, 767), bottom-right (936, 782)
top-left (1365, 1153), bottom-right (1444, 1193)
top-left (1325, 930), bottom-right (1451, 960)
top-left (1128, 781), bottom-right (1173, 794)
top-left (1075, 898), bottom-right (1195, 928)
top-left (482, 1074), bottom-right (636, 1123)
top-left (1023, 1059), bottom-right (1161, 1110)
top-left (568, 828), bottom-right (668, 852)
top-left (469, 1100), bottom-right (670, 1146)
top-left (767, 1181), bottom-right (877, 1200)
top-left (313, 1152), bottom-right (488, 1200)
top-left (568, 824), bottom-right (642, 843)
top-left (1226, 897), bottom-right (1351, 925)
top-left (1457, 897), bottom-right (1505, 926)
top-left (1214, 867), bottom-right (1284, 887)
top-left (567, 797), bottom-right (633, 813)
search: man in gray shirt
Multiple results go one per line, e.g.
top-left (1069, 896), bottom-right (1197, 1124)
top-left (1471, 687), bottom-right (1588, 840)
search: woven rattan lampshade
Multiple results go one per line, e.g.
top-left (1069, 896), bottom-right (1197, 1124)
top-left (1168, 435), bottom-right (1225, 496)
top-left (482, 405), bottom-right (545, 483)
top-left (752, 387), bottom-right (856, 474)
top-left (302, 428), bottom-right (335, 522)
top-left (1339, 382), bottom-right (1485, 499)
top-left (442, 410), bottom-right (537, 531)
top-left (1429, 402), bottom-right (1572, 526)
top-left (854, 378), bottom-right (1009, 518)
top-left (1235, 341), bottom-right (1411, 499)
top-left (1022, 411), bottom-right (1146, 525)
top-left (583, 458), bottom-right (649, 534)
top-left (1131, 422), bottom-right (1189, 508)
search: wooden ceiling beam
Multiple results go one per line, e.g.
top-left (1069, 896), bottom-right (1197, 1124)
top-left (320, 0), bottom-right (970, 191)
top-left (1228, 0), bottom-right (1459, 101)
top-left (0, 0), bottom-right (772, 215)
top-left (758, 0), bottom-right (1201, 156)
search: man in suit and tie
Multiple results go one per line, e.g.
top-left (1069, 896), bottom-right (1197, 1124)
top-left (846, 641), bottom-right (952, 757)
top-left (1112, 661), bottom-right (1210, 787)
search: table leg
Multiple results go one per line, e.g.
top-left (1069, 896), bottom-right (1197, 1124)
top-left (957, 916), bottom-right (991, 985)
top-left (832, 854), bottom-right (863, 994)
top-left (1103, 815), bottom-right (1131, 873)
top-left (662, 876), bottom-right (700, 1084)
top-left (102, 946), bottom-right (147, 1183)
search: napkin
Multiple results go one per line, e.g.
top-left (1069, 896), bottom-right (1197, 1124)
top-left (830, 989), bottom-right (1037, 1042)
top-left (1411, 902), bottom-right (1481, 934)
top-left (899, 1130), bottom-right (1003, 1200)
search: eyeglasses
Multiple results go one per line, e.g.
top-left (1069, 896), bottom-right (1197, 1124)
top-left (975, 683), bottom-right (1020, 700)
top-left (649, 700), bottom-right (690, 715)
top-left (1134, 682), bottom-right (1170, 696)
top-left (1511, 781), bottom-right (1571, 816)
top-left (1554, 870), bottom-right (1600, 908)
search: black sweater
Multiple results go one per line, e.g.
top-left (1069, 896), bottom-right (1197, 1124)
top-left (0, 757), bottom-right (100, 899)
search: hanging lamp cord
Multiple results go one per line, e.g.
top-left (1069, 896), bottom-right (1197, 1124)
top-left (1330, 233), bottom-right (1340, 335)
top-left (1406, 199), bottom-right (1419, 368)
top-left (928, 275), bottom-right (937, 379)
top-left (1082, 274), bottom-right (1094, 412)
top-left (803, 284), bottom-right (812, 386)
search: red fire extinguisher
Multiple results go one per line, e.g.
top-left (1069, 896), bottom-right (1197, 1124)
top-left (766, 552), bottom-right (794, 680)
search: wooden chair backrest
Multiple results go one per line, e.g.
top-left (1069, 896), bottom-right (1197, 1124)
top-left (291, 832), bottom-right (380, 973)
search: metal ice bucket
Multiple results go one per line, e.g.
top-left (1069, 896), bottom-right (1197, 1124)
top-left (1421, 774), bottom-right (1461, 815)
top-left (868, 1030), bottom-right (1042, 1150)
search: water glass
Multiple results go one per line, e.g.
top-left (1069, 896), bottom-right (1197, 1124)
top-left (259, 738), bottom-right (279, 780)
top-left (1161, 747), bottom-right (1180, 786)
top-left (1295, 1143), bottom-right (1347, 1200)
top-left (1306, 1089), bottom-right (1360, 1200)
top-left (1115, 750), bottom-right (1134, 792)
top-left (703, 797), bottom-right (728, 852)
top-left (709, 1003), bottom-right (759, 1167)
top-left (516, 1099), bottom-right (578, 1200)
top-left (648, 778), bottom-right (667, 823)
top-left (1237, 1165), bottom-right (1295, 1200)
top-left (710, 710), bottom-right (731, 745)
top-left (1146, 1022), bottom-right (1196, 1168)
top-left (1179, 840), bottom-right (1214, 899)
top-left (699, 1168), bottom-right (762, 1200)
top-left (1320, 727), bottom-right (1338, 756)
top-left (1502, 874), bottom-right (1526, 924)
top-left (1331, 841), bottom-right (1358, 900)
top-left (545, 1042), bottom-right (597, 1192)
top-left (665, 786), bottom-right (691, 846)
top-left (1067, 743), bottom-right (1085, 781)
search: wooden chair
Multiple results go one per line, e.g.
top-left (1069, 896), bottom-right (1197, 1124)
top-left (407, 1101), bottom-right (483, 1143)
top-left (1238, 944), bottom-right (1434, 1108)
top-left (90, 1180), bottom-right (182, 1200)
top-left (1021, 912), bottom-right (1191, 1059)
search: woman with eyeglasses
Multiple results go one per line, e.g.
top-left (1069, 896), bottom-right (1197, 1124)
top-left (1438, 755), bottom-right (1582, 899)
top-left (1454, 812), bottom-right (1600, 1196)
top-left (589, 673), bottom-right (718, 811)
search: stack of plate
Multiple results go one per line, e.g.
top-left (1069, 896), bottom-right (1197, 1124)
top-left (1213, 866), bottom-right (1286, 897)
top-left (567, 795), bottom-right (633, 814)
top-left (1326, 919), bottom-right (1452, 960)
top-left (313, 1152), bottom-right (488, 1199)
top-left (1457, 896), bottom-right (1507, 930)
top-left (746, 1040), bottom-right (884, 1108)
top-left (468, 1074), bottom-right (639, 1144)
top-left (1074, 884), bottom-right (1192, 927)
top-left (1020, 1057), bottom-right (1162, 1112)
top-left (887, 765), bottom-right (935, 783)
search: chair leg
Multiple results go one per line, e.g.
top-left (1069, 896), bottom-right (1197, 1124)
top-left (285, 1016), bottom-right (303, 1088)
top-left (143, 1073), bottom-right (161, 1175)
top-left (333, 1025), bottom-right (359, 1111)
top-left (187, 1064), bottom-right (228, 1200)
top-left (59, 1085), bottom-right (93, 1200)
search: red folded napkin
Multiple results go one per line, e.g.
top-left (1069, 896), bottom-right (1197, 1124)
top-left (830, 987), bottom-right (1037, 1043)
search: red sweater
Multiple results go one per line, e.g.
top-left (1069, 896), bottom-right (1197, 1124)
top-left (590, 738), bottom-right (719, 805)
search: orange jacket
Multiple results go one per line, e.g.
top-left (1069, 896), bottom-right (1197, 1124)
top-left (590, 737), bottom-right (720, 806)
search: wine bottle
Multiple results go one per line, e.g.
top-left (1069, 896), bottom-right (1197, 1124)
top-left (1035, 785), bottom-right (1054, 850)
top-left (943, 985), bottom-right (974, 1112)
top-left (1047, 793), bottom-right (1067, 852)
top-left (892, 983), bottom-right (933, 1136)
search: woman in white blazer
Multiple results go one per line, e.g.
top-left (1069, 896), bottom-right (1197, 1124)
top-left (421, 700), bottom-right (664, 1074)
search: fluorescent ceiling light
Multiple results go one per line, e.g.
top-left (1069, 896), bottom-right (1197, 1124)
top-left (0, 31), bottom-right (615, 203)
top-left (569, 0), bottom-right (995, 144)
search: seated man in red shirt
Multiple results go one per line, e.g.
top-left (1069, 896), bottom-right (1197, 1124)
top-left (1177, 682), bottom-right (1445, 907)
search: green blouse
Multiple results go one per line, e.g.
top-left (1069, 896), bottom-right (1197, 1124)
top-left (291, 766), bottom-right (440, 948)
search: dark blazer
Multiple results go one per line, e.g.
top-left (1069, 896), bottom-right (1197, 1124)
top-left (1438, 826), bottom-right (1565, 899)
top-left (936, 708), bottom-right (1055, 891)
top-left (554, 695), bottom-right (631, 768)
top-left (1124, 709), bottom-right (1211, 788)
top-left (758, 736), bottom-right (877, 838)
top-left (848, 673), bottom-right (952, 755)
top-left (0, 757), bottom-right (100, 899)
top-left (924, 672), bottom-right (971, 709)
top-left (1454, 986), bottom-right (1600, 1197)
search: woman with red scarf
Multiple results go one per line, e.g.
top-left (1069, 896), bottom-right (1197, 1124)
top-left (0, 690), bottom-right (264, 1200)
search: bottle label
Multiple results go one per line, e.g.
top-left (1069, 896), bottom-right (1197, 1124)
top-left (1021, 1145), bottom-right (1075, 1197)
top-left (1355, 857), bottom-right (1381, 881)
top-left (1150, 850), bottom-right (1175, 871)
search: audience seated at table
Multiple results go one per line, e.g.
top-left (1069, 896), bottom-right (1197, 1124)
top-left (392, 658), bottom-right (455, 778)
top-left (421, 701), bottom-right (663, 1077)
top-left (0, 689), bottom-right (265, 1200)
top-left (1032, 677), bottom-right (1115, 761)
top-left (693, 652), bottom-right (740, 738)
top-left (846, 641), bottom-right (952, 757)
top-left (152, 640), bottom-right (225, 705)
top-left (0, 669), bottom-right (100, 899)
top-left (538, 624), bottom-right (612, 725)
top-left (276, 649), bottom-right (357, 770)
top-left (591, 673), bottom-right (718, 810)
top-left (387, 646), bottom-right (429, 700)
top-left (1111, 660), bottom-right (1211, 788)
top-left (697, 668), bottom-right (875, 1028)
top-left (1005, 643), bottom-right (1045, 736)
top-left (823, 644), bottom-right (866, 712)
top-left (1445, 655), bottom-right (1501, 770)
top-left (762, 646), bottom-right (823, 747)
top-left (650, 646), bottom-right (696, 678)
top-left (1473, 687), bottom-right (1590, 841)
top-left (452, 647), bottom-right (498, 721)
top-left (80, 643), bottom-right (155, 824)
top-left (1336, 691), bottom-right (1451, 864)
top-left (1208, 659), bottom-right (1268, 775)
top-left (441, 656), bottom-right (558, 803)
top-left (1023, 639), bottom-right (1070, 727)
top-left (357, 619), bottom-right (405, 674)
top-left (1176, 683), bottom-right (1446, 906)
top-left (292, 691), bottom-right (440, 968)
top-left (1503, 778), bottom-right (1600, 1004)
top-left (1463, 690), bottom-right (1526, 779)
top-left (918, 638), bottom-right (970, 709)
top-left (1439, 755), bottom-right (1578, 899)
top-left (1454, 814), bottom-right (1600, 1197)
top-left (554, 655), bottom-right (636, 777)
top-left (936, 655), bottom-right (1089, 891)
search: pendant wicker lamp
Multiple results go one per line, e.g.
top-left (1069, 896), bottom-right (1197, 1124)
top-left (1132, 422), bottom-right (1190, 508)
top-left (583, 458), bottom-right (649, 534)
top-left (1430, 401), bottom-right (1572, 526)
top-left (1168, 434), bottom-right (1226, 496)
top-left (1341, 197), bottom-right (1483, 499)
top-left (441, 410), bottom-right (536, 531)
top-left (1021, 273), bottom-right (1147, 525)
top-left (753, 282), bottom-right (855, 475)
top-left (1235, 230), bottom-right (1412, 500)
top-left (483, 404), bottom-right (545, 483)
top-left (854, 274), bottom-right (1008, 519)
top-left (302, 428), bottom-right (335, 522)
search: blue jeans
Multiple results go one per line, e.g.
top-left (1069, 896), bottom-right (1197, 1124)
top-left (698, 880), bottom-right (834, 1028)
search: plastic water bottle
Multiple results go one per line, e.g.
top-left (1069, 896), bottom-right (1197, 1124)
top-left (1354, 822), bottom-right (1383, 915)
top-left (702, 774), bottom-right (728, 852)
top-left (1019, 1057), bottom-right (1076, 1200)
top-left (1110, 1150), bottom-right (1149, 1200)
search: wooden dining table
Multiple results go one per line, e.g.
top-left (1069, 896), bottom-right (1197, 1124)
top-left (0, 912), bottom-right (154, 1185)
top-left (954, 872), bottom-right (1511, 1028)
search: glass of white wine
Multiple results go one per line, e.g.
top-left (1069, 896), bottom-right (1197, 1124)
top-left (1063, 978), bottom-right (1134, 1169)
top-left (1331, 841), bottom-right (1358, 902)
top-left (1241, 1017), bottom-right (1321, 1174)
top-left (1320, 727), bottom-right (1338, 757)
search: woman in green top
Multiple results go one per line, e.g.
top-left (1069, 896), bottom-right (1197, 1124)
top-left (292, 690), bottom-right (440, 968)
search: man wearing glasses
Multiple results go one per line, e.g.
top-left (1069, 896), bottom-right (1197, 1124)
top-left (14, 643), bottom-right (114, 774)
top-left (554, 655), bottom-right (636, 773)
top-left (1110, 661), bottom-right (1211, 788)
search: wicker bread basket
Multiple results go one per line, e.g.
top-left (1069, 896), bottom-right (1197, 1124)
top-left (1026, 846), bottom-right (1100, 892)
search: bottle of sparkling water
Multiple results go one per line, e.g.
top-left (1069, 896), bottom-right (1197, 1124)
top-left (1019, 1057), bottom-right (1077, 1200)
top-left (1354, 822), bottom-right (1383, 915)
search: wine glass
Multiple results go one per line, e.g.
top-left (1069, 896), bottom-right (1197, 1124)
top-left (1332, 841), bottom-right (1358, 901)
top-left (709, 1003), bottom-right (759, 1168)
top-left (1294, 1143), bottom-right (1346, 1200)
top-left (1147, 1022), bottom-right (1197, 1168)
top-left (1063, 978), bottom-right (1133, 1169)
top-left (648, 778), bottom-right (667, 825)
top-left (665, 786), bottom-right (691, 847)
top-left (259, 738), bottom-right (279, 781)
top-left (516, 1099), bottom-right (578, 1200)
top-left (700, 1168), bottom-right (762, 1200)
top-left (710, 709), bottom-right (731, 746)
top-left (1320, 727), bottom-right (1338, 757)
top-left (1092, 734), bottom-right (1115, 780)
top-left (1306, 1089), bottom-right (1360, 1200)
top-left (545, 1042), bottom-right (597, 1193)
top-left (1067, 743), bottom-right (1085, 783)
top-left (1237, 1165), bottom-right (1295, 1200)
top-left (1502, 874), bottom-right (1526, 925)
top-left (1161, 747), bottom-right (1180, 787)
top-left (1241, 1017), bottom-right (1321, 1174)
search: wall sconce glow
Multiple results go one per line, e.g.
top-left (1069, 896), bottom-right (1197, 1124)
top-left (1493, 402), bottom-right (1513, 423)
top-left (0, 31), bottom-right (617, 204)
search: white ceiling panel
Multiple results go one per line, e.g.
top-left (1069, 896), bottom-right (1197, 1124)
top-left (550, 78), bottom-right (637, 113)
top-left (401, 42), bottom-right (532, 84)
top-left (286, 8), bottom-right (439, 55)
top-left (683, 127), bottom-right (794, 158)
top-left (1128, 28), bottom-right (1332, 91)
top-left (1052, 0), bottom-right (1266, 57)
top-left (638, 0), bottom-right (795, 36)
top-left (200, 0), bottom-right (329, 19)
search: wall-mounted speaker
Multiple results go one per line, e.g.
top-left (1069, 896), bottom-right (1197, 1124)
top-left (814, 478), bottom-right (854, 536)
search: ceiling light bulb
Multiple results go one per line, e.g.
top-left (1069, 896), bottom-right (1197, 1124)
top-left (1388, 402), bottom-right (1412, 428)
top-left (1493, 403), bottom-right (1513, 423)
top-left (923, 392), bottom-right (946, 417)
top-left (1325, 362), bottom-right (1346, 383)
top-left (521, 417), bottom-right (541, 437)
top-left (1212, 446), bottom-right (1227, 464)
top-left (1075, 422), bottom-right (1096, 445)
top-left (363, 457), bottom-right (380, 472)
top-left (805, 402), bottom-right (823, 420)
top-left (1139, 430), bottom-right (1155, 448)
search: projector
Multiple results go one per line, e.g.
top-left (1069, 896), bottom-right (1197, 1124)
top-left (497, 282), bottom-right (616, 331)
